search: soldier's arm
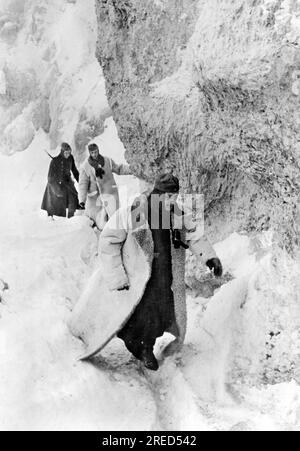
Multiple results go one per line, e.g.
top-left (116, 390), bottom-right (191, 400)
top-left (183, 203), bottom-right (223, 277)
top-left (98, 208), bottom-right (130, 291)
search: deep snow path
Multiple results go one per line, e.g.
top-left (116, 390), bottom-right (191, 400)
top-left (0, 216), bottom-right (157, 431)
top-left (1, 213), bottom-right (300, 430)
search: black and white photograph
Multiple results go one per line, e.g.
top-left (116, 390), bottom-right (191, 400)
top-left (0, 0), bottom-right (299, 433)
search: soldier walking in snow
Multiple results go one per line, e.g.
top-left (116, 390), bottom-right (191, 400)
top-left (70, 174), bottom-right (223, 371)
top-left (78, 143), bottom-right (132, 230)
top-left (41, 143), bottom-right (80, 219)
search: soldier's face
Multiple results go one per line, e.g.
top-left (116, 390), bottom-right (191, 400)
top-left (90, 149), bottom-right (99, 160)
top-left (63, 150), bottom-right (71, 159)
top-left (164, 193), bottom-right (178, 211)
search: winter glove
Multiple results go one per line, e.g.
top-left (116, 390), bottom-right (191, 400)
top-left (79, 202), bottom-right (85, 210)
top-left (95, 166), bottom-right (105, 179)
top-left (206, 258), bottom-right (223, 278)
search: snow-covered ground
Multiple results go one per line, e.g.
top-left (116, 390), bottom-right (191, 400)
top-left (0, 128), bottom-right (300, 431)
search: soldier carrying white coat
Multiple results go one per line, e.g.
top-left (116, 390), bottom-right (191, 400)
top-left (70, 174), bottom-right (223, 371)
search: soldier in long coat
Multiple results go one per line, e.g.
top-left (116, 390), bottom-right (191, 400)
top-left (41, 143), bottom-right (79, 218)
top-left (70, 174), bottom-right (223, 371)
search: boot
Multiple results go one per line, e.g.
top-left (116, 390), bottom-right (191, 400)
top-left (140, 347), bottom-right (159, 371)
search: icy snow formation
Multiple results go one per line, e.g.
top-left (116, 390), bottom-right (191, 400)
top-left (95, 0), bottom-right (300, 251)
top-left (95, 0), bottom-right (300, 385)
top-left (0, 0), bottom-right (110, 158)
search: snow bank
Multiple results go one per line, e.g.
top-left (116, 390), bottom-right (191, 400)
top-left (0, 131), bottom-right (49, 234)
top-left (2, 111), bottom-right (35, 155)
top-left (150, 232), bottom-right (300, 431)
top-left (0, 0), bottom-right (110, 157)
top-left (96, 0), bottom-right (300, 253)
top-left (185, 232), bottom-right (300, 390)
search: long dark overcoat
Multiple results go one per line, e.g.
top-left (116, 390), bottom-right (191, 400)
top-left (70, 194), bottom-right (218, 360)
top-left (41, 153), bottom-right (79, 217)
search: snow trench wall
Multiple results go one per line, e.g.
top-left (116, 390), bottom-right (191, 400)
top-left (95, 0), bottom-right (300, 250)
top-left (0, 0), bottom-right (110, 159)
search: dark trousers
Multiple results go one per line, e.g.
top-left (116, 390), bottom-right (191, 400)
top-left (118, 225), bottom-right (175, 360)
